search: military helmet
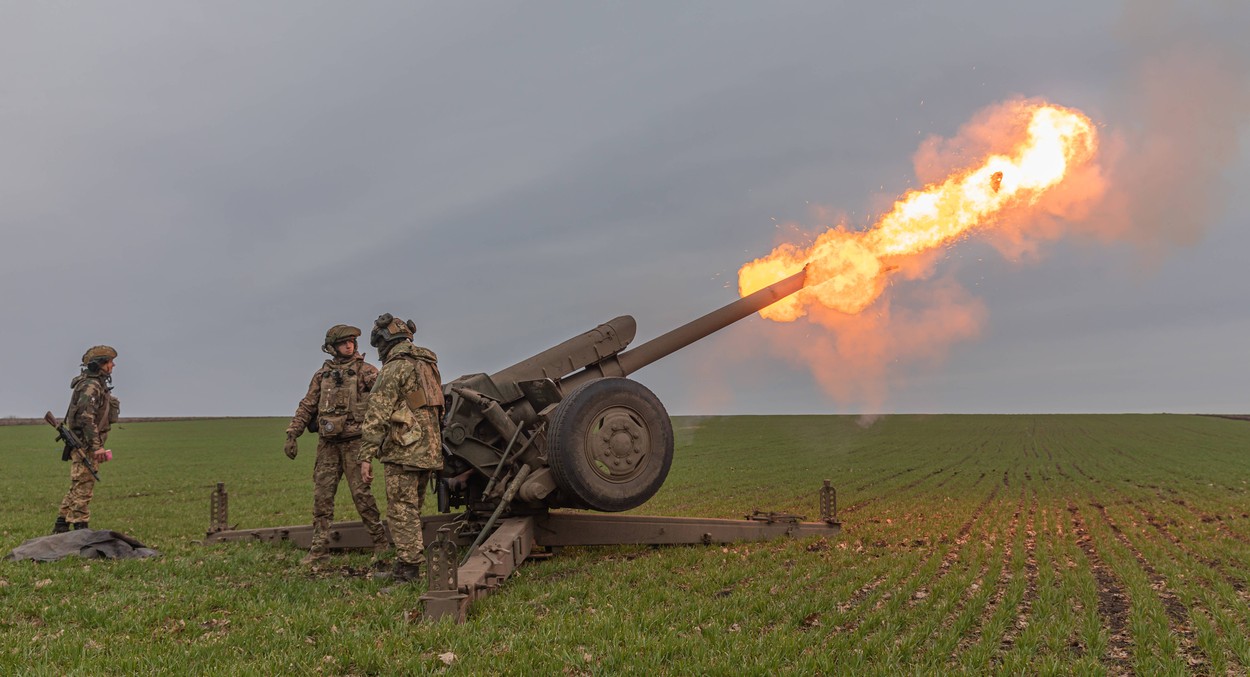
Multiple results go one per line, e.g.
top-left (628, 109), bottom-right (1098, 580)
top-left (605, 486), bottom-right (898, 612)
top-left (323, 324), bottom-right (361, 348)
top-left (370, 313), bottom-right (416, 348)
top-left (81, 345), bottom-right (118, 367)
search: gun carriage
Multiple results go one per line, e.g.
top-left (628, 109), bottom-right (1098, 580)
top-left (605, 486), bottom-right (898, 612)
top-left (208, 268), bottom-right (840, 621)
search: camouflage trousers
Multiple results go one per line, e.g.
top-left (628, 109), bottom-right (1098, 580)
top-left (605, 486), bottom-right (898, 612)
top-left (58, 459), bottom-right (97, 523)
top-left (382, 464), bottom-right (431, 566)
top-left (311, 437), bottom-right (387, 554)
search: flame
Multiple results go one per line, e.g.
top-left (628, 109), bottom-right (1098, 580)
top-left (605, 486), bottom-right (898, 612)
top-left (739, 102), bottom-right (1098, 321)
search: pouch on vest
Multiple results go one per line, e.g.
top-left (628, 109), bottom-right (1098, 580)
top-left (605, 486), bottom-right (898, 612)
top-left (388, 406), bottom-right (426, 448)
top-left (318, 413), bottom-right (350, 439)
top-left (318, 366), bottom-right (360, 438)
top-left (97, 391), bottom-right (115, 434)
top-left (108, 396), bottom-right (120, 424)
top-left (404, 388), bottom-right (429, 411)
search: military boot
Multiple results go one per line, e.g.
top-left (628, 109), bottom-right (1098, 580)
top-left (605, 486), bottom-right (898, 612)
top-left (369, 548), bottom-right (392, 571)
top-left (300, 549), bottom-right (329, 567)
top-left (369, 531), bottom-right (391, 554)
top-left (52, 516), bottom-right (69, 534)
top-left (71, 522), bottom-right (89, 530)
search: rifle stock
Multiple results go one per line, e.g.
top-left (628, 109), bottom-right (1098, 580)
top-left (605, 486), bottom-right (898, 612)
top-left (44, 410), bottom-right (100, 482)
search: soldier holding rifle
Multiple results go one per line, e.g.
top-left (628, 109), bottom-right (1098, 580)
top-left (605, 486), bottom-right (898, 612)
top-left (51, 345), bottom-right (120, 534)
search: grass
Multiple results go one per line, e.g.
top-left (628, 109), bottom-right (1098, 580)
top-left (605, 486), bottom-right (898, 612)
top-left (2, 414), bottom-right (1250, 674)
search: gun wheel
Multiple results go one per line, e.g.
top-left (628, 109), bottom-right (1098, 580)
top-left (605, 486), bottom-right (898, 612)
top-left (547, 378), bottom-right (674, 512)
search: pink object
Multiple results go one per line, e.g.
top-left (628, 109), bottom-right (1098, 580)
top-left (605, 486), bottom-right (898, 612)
top-left (98, 449), bottom-right (113, 462)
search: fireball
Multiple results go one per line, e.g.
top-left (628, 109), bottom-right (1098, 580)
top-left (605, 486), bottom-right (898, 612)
top-left (739, 102), bottom-right (1099, 321)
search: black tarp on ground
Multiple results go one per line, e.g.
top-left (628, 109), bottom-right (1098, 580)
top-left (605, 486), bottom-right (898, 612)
top-left (5, 529), bottom-right (160, 562)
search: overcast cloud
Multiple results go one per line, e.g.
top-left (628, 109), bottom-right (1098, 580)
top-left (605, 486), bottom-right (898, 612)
top-left (2, 1), bottom-right (1248, 418)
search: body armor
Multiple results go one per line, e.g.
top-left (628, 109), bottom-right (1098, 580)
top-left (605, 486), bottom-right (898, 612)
top-left (316, 359), bottom-right (369, 439)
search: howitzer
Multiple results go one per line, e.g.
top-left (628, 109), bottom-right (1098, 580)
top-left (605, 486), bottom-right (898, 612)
top-left (207, 266), bottom-right (839, 622)
top-left (437, 266), bottom-right (809, 514)
top-left (44, 411), bottom-right (100, 482)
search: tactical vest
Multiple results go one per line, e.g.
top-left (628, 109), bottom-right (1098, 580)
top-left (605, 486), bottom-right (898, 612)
top-left (66, 378), bottom-right (110, 431)
top-left (62, 376), bottom-right (114, 459)
top-left (317, 360), bottom-right (368, 439)
top-left (378, 349), bottom-right (444, 469)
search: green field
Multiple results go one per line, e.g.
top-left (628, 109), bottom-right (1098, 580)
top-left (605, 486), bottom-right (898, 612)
top-left (2, 415), bottom-right (1249, 675)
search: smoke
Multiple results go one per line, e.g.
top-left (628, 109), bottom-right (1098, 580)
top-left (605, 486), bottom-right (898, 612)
top-left (714, 276), bottom-right (986, 411)
top-left (1087, 2), bottom-right (1250, 262)
top-left (908, 2), bottom-right (1250, 266)
top-left (701, 1), bottom-right (1249, 414)
top-left (970, 3), bottom-right (1250, 262)
top-left (798, 277), bottom-right (986, 409)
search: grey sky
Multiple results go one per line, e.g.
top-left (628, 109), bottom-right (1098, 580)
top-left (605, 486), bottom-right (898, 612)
top-left (2, 1), bottom-right (1247, 418)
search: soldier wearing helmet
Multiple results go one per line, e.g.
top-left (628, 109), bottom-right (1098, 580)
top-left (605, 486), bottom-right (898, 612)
top-left (53, 346), bottom-right (121, 534)
top-left (285, 324), bottom-right (388, 566)
top-left (358, 313), bottom-right (444, 584)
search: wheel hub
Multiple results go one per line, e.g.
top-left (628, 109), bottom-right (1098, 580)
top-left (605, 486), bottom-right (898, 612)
top-left (588, 407), bottom-right (649, 481)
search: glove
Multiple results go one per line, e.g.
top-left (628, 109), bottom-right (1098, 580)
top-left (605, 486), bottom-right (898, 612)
top-left (284, 434), bottom-right (300, 460)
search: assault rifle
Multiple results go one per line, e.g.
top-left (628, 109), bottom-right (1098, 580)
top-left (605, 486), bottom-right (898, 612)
top-left (44, 411), bottom-right (100, 482)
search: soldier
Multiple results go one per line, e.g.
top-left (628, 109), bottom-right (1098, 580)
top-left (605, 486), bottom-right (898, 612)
top-left (285, 325), bottom-right (389, 566)
top-left (358, 313), bottom-right (444, 583)
top-left (53, 345), bottom-right (120, 534)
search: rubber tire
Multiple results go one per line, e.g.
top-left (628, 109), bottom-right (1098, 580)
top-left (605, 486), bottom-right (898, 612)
top-left (547, 378), bottom-right (674, 512)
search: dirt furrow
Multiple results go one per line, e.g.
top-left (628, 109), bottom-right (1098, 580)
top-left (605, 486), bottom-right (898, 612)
top-left (853, 466), bottom-right (914, 493)
top-left (899, 455), bottom-right (971, 492)
top-left (1045, 504), bottom-right (1088, 660)
top-left (930, 454), bottom-right (974, 490)
top-left (834, 574), bottom-right (889, 617)
top-left (842, 456), bottom-right (972, 515)
top-left (1090, 501), bottom-right (1208, 673)
top-left (1135, 503), bottom-right (1250, 607)
top-left (1166, 495), bottom-right (1250, 548)
top-left (996, 489), bottom-right (1040, 659)
top-left (910, 483), bottom-right (1002, 617)
top-left (1068, 502), bottom-right (1133, 675)
top-left (1070, 463), bottom-right (1097, 483)
top-left (949, 486), bottom-right (1024, 664)
top-left (827, 545), bottom-right (942, 639)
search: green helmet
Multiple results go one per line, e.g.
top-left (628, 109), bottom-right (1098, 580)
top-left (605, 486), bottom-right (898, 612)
top-left (323, 324), bottom-right (361, 348)
top-left (369, 313), bottom-right (415, 349)
top-left (81, 345), bottom-right (118, 368)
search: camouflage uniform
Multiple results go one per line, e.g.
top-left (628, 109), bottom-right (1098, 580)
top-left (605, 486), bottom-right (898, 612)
top-left (57, 371), bottom-right (118, 526)
top-left (358, 341), bottom-right (444, 569)
top-left (287, 351), bottom-right (388, 555)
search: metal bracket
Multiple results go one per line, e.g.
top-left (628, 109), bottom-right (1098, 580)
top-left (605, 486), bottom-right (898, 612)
top-left (820, 479), bottom-right (837, 523)
top-left (208, 482), bottom-right (230, 534)
top-left (427, 530), bottom-right (459, 592)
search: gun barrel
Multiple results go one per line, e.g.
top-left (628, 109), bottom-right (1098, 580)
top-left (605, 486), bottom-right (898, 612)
top-left (561, 267), bottom-right (807, 392)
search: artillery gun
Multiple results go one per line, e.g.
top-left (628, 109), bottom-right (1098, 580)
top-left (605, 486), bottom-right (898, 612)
top-left (439, 267), bottom-right (809, 515)
top-left (207, 267), bottom-right (840, 621)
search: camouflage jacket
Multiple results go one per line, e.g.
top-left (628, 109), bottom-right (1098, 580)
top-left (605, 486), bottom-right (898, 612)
top-left (286, 352), bottom-right (378, 439)
top-left (65, 373), bottom-right (116, 451)
top-left (358, 342), bottom-right (444, 469)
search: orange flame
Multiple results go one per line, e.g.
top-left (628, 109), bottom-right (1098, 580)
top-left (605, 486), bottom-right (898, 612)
top-left (739, 102), bottom-right (1098, 320)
